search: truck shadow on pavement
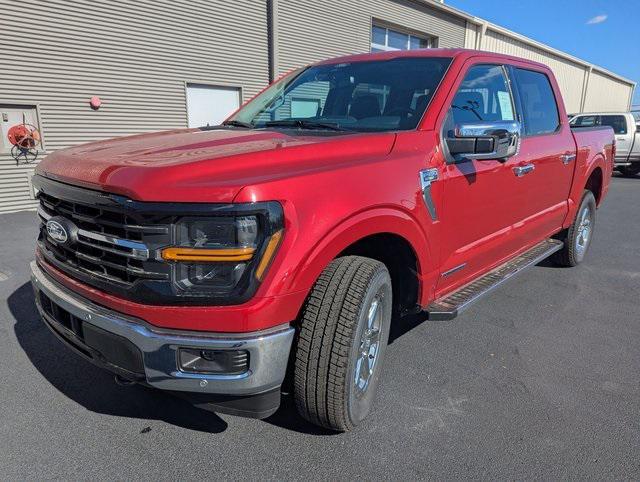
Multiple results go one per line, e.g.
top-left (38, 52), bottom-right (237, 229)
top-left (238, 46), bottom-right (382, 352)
top-left (9, 282), bottom-right (229, 434)
top-left (9, 281), bottom-right (337, 436)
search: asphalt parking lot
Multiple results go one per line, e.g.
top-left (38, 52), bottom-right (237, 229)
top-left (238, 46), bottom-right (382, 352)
top-left (1, 175), bottom-right (638, 479)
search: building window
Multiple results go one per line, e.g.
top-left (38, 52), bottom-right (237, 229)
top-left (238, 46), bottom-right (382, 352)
top-left (371, 24), bottom-right (436, 52)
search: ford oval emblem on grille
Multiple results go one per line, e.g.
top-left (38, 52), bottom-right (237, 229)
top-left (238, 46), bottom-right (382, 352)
top-left (46, 220), bottom-right (68, 243)
top-left (46, 217), bottom-right (78, 245)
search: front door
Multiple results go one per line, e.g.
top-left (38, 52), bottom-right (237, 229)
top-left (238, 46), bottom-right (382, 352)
top-left (436, 63), bottom-right (529, 296)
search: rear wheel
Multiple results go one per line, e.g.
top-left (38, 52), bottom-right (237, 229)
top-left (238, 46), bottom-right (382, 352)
top-left (553, 190), bottom-right (596, 267)
top-left (293, 256), bottom-right (392, 432)
top-left (619, 165), bottom-right (640, 177)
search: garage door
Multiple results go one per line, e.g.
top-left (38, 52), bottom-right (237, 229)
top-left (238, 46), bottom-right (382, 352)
top-left (186, 84), bottom-right (240, 128)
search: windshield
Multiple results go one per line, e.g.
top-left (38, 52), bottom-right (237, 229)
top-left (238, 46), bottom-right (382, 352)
top-left (228, 57), bottom-right (452, 132)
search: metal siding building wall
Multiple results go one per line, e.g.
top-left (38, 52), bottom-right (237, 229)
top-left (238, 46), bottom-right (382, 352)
top-left (481, 29), bottom-right (589, 114)
top-left (0, 0), bottom-right (635, 214)
top-left (0, 0), bottom-right (269, 214)
top-left (464, 22), bottom-right (478, 49)
top-left (463, 19), bottom-right (634, 115)
top-left (275, 0), bottom-right (466, 75)
top-left (584, 71), bottom-right (634, 112)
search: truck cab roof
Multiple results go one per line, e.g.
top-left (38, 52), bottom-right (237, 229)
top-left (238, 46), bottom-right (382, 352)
top-left (314, 47), bottom-right (550, 72)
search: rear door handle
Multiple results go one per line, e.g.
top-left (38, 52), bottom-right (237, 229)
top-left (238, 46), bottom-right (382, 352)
top-left (561, 153), bottom-right (576, 165)
top-left (513, 164), bottom-right (535, 177)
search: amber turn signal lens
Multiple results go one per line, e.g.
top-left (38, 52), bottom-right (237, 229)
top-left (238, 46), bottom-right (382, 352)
top-left (161, 247), bottom-right (255, 262)
top-left (255, 230), bottom-right (283, 280)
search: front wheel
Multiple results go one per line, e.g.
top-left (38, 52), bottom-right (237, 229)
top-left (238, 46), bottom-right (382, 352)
top-left (619, 165), bottom-right (640, 177)
top-left (553, 190), bottom-right (596, 267)
top-left (293, 256), bottom-right (392, 432)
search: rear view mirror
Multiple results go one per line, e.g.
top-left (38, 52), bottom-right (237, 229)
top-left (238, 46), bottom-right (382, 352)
top-left (446, 120), bottom-right (521, 162)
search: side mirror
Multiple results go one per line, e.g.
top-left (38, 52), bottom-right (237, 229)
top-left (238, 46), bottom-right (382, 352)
top-left (446, 120), bottom-right (521, 162)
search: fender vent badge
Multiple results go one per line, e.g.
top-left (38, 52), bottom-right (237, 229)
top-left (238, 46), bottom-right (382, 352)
top-left (419, 168), bottom-right (439, 221)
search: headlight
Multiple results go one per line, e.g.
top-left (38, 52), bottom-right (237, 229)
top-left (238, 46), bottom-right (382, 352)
top-left (160, 202), bottom-right (283, 301)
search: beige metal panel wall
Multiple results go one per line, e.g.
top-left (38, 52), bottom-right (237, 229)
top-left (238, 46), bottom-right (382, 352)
top-left (0, 0), bottom-right (269, 214)
top-left (481, 29), bottom-right (587, 114)
top-left (275, 0), bottom-right (467, 75)
top-left (583, 71), bottom-right (634, 112)
top-left (464, 22), bottom-right (478, 49)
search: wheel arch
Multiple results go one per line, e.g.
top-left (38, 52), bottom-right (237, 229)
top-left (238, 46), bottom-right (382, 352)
top-left (564, 154), bottom-right (608, 229)
top-left (338, 233), bottom-right (420, 316)
top-left (286, 207), bottom-right (434, 313)
top-left (584, 165), bottom-right (604, 205)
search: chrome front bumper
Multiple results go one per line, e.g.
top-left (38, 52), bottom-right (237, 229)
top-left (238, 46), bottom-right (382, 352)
top-left (30, 261), bottom-right (295, 396)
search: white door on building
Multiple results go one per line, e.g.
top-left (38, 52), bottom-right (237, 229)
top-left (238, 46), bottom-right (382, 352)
top-left (186, 84), bottom-right (240, 128)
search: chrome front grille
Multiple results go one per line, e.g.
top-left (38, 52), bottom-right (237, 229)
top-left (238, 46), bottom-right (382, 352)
top-left (37, 190), bottom-right (170, 286)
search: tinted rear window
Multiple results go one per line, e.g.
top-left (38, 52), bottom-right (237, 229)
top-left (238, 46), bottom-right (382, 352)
top-left (514, 68), bottom-right (560, 136)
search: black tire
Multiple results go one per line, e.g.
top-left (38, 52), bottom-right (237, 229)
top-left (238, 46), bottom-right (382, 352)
top-left (619, 165), bottom-right (640, 177)
top-left (553, 190), bottom-right (596, 267)
top-left (293, 256), bottom-right (392, 432)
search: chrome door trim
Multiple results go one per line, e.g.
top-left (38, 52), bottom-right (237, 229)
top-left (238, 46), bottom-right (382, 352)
top-left (441, 263), bottom-right (467, 277)
top-left (513, 164), bottom-right (535, 177)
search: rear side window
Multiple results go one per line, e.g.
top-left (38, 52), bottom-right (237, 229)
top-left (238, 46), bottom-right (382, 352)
top-left (599, 115), bottom-right (627, 134)
top-left (514, 68), bottom-right (560, 136)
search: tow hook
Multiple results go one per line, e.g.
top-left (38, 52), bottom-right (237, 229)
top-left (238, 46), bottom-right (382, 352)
top-left (114, 374), bottom-right (136, 386)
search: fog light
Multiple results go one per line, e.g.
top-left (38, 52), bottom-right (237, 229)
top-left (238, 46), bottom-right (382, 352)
top-left (178, 348), bottom-right (249, 375)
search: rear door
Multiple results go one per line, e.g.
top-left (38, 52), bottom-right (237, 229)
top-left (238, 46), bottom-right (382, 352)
top-left (509, 66), bottom-right (575, 240)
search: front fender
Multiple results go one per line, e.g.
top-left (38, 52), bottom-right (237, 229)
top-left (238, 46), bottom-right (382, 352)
top-left (264, 204), bottom-right (437, 307)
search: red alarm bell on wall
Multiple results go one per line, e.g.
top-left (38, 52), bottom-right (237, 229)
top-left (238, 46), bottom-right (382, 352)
top-left (90, 96), bottom-right (102, 110)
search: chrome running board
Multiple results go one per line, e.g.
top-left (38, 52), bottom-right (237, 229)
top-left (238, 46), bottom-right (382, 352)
top-left (425, 238), bottom-right (564, 321)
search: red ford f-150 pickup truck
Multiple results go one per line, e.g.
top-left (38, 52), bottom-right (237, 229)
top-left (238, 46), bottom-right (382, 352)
top-left (30, 49), bottom-right (613, 431)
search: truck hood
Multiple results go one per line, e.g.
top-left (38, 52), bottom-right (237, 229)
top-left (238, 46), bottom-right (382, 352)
top-left (36, 128), bottom-right (396, 202)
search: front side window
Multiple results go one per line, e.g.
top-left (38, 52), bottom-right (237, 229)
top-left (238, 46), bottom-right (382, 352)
top-left (599, 115), bottom-right (627, 135)
top-left (513, 68), bottom-right (560, 136)
top-left (228, 57), bottom-right (452, 132)
top-left (570, 115), bottom-right (597, 127)
top-left (449, 64), bottom-right (516, 124)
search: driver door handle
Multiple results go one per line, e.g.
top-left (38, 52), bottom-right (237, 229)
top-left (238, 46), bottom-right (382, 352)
top-left (561, 153), bottom-right (576, 165)
top-left (513, 164), bottom-right (535, 177)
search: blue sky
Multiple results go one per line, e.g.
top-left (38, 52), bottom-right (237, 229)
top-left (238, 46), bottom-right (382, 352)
top-left (447, 0), bottom-right (640, 107)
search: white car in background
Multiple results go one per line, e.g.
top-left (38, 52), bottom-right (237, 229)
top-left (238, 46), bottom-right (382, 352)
top-left (570, 112), bottom-right (640, 177)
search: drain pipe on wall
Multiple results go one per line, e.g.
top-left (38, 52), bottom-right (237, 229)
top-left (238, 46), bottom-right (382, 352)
top-left (267, 0), bottom-right (279, 83)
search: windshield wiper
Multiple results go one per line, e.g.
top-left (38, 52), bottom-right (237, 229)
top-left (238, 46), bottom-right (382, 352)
top-left (221, 120), bottom-right (254, 128)
top-left (264, 119), bottom-right (346, 131)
